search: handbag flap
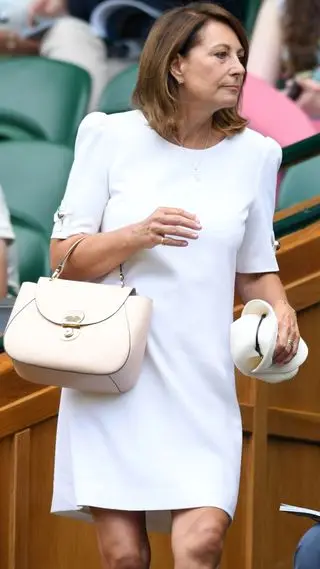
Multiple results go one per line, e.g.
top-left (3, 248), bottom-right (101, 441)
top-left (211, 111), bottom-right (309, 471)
top-left (35, 277), bottom-right (135, 326)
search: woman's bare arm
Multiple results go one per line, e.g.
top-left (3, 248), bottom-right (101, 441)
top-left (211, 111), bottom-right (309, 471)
top-left (51, 207), bottom-right (201, 281)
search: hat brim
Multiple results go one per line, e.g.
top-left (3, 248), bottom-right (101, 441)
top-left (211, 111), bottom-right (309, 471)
top-left (252, 337), bottom-right (308, 382)
top-left (241, 299), bottom-right (278, 372)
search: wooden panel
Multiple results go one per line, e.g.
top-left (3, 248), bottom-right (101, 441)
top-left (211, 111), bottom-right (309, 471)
top-left (0, 387), bottom-right (60, 439)
top-left (266, 438), bottom-right (320, 569)
top-left (0, 436), bottom-right (12, 569)
top-left (8, 429), bottom-right (31, 569)
top-left (274, 196), bottom-right (320, 222)
top-left (28, 417), bottom-right (100, 569)
top-left (268, 303), bottom-right (320, 413)
top-left (277, 223), bottom-right (320, 287)
top-left (236, 374), bottom-right (254, 406)
top-left (150, 534), bottom-right (173, 569)
top-left (268, 408), bottom-right (320, 443)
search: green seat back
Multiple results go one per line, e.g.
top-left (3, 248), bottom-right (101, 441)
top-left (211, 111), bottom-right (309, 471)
top-left (98, 64), bottom-right (138, 114)
top-left (11, 216), bottom-right (50, 283)
top-left (277, 156), bottom-right (320, 210)
top-left (0, 57), bottom-right (91, 147)
top-left (244, 0), bottom-right (262, 35)
top-left (0, 141), bottom-right (74, 237)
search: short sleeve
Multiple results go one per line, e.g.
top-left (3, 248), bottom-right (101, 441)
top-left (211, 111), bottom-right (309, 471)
top-left (236, 138), bottom-right (282, 274)
top-left (51, 112), bottom-right (110, 239)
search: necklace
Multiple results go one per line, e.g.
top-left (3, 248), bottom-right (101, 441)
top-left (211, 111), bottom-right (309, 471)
top-left (179, 127), bottom-right (211, 183)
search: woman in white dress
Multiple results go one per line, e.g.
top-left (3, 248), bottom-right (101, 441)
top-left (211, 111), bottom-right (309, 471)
top-left (50, 3), bottom-right (300, 568)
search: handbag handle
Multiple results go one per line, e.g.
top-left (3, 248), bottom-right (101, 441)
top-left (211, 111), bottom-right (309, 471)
top-left (51, 236), bottom-right (125, 287)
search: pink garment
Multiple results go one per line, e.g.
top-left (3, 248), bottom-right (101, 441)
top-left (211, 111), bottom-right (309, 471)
top-left (241, 73), bottom-right (316, 146)
top-left (241, 74), bottom-right (317, 203)
top-left (312, 119), bottom-right (320, 132)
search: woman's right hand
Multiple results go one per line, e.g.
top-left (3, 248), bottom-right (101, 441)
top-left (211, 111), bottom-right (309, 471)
top-left (133, 207), bottom-right (202, 249)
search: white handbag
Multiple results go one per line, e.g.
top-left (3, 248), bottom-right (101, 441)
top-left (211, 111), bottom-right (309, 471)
top-left (4, 237), bottom-right (153, 394)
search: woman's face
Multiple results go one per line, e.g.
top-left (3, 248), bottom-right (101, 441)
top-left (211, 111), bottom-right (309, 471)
top-left (171, 20), bottom-right (246, 112)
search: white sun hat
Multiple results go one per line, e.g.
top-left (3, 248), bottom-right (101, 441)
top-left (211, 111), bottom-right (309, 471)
top-left (230, 299), bottom-right (308, 383)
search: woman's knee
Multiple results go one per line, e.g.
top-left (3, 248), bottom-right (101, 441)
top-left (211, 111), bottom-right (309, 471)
top-left (172, 512), bottom-right (228, 567)
top-left (100, 547), bottom-right (149, 569)
top-left (92, 509), bottom-right (150, 569)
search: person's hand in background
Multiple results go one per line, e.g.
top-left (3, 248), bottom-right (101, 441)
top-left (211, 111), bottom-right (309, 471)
top-left (296, 77), bottom-right (320, 118)
top-left (0, 30), bottom-right (39, 55)
top-left (28, 0), bottom-right (67, 24)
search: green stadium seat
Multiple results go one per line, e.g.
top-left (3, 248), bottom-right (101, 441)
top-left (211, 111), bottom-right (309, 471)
top-left (11, 215), bottom-right (50, 284)
top-left (0, 57), bottom-right (91, 147)
top-left (98, 64), bottom-right (138, 114)
top-left (277, 156), bottom-right (320, 210)
top-left (0, 141), bottom-right (74, 238)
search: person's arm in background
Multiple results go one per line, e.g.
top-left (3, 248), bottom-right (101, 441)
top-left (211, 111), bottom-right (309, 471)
top-left (0, 0), bottom-right (68, 56)
top-left (0, 239), bottom-right (8, 298)
top-left (0, 31), bottom-right (40, 56)
top-left (29, 0), bottom-right (94, 22)
top-left (0, 187), bottom-right (17, 299)
top-left (247, 0), bottom-right (282, 85)
top-left (28, 0), bottom-right (68, 21)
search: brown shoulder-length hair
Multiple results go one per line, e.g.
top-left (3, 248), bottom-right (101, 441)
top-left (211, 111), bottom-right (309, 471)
top-left (132, 2), bottom-right (249, 141)
top-left (282, 0), bottom-right (320, 77)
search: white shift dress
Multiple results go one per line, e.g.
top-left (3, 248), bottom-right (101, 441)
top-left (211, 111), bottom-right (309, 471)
top-left (51, 110), bottom-right (281, 531)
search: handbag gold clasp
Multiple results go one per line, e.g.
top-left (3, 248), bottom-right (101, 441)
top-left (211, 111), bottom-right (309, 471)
top-left (62, 312), bottom-right (85, 328)
top-left (61, 312), bottom-right (84, 340)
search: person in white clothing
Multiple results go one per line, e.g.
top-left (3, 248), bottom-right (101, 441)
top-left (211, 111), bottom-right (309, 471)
top-left (0, 185), bottom-right (19, 299)
top-left (50, 3), bottom-right (300, 568)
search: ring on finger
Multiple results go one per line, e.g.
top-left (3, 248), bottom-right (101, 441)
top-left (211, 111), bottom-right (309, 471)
top-left (287, 339), bottom-right (294, 348)
top-left (161, 236), bottom-right (165, 246)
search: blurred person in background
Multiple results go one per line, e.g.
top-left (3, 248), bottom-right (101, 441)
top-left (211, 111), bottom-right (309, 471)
top-left (247, 0), bottom-right (320, 124)
top-left (294, 524), bottom-right (320, 569)
top-left (0, 0), bottom-right (248, 110)
top-left (0, 186), bottom-right (19, 299)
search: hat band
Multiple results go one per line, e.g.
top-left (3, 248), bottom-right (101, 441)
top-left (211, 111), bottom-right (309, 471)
top-left (255, 314), bottom-right (267, 358)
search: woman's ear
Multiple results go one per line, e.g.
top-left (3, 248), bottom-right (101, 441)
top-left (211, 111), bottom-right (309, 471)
top-left (170, 54), bottom-right (185, 85)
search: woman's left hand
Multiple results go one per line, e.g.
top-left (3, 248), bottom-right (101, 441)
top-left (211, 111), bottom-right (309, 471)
top-left (272, 300), bottom-right (300, 365)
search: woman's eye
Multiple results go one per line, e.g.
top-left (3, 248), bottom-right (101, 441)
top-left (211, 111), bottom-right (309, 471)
top-left (215, 51), bottom-right (228, 60)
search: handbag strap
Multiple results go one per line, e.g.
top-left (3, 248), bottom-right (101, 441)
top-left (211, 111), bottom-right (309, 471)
top-left (51, 236), bottom-right (125, 287)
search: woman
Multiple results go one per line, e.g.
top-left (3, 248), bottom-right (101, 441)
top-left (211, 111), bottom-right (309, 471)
top-left (247, 0), bottom-right (320, 123)
top-left (50, 3), bottom-right (300, 568)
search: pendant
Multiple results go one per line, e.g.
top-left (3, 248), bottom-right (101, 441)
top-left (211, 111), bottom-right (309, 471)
top-left (194, 167), bottom-right (200, 182)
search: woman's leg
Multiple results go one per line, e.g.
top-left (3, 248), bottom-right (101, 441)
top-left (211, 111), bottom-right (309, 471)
top-left (294, 524), bottom-right (320, 569)
top-left (171, 507), bottom-right (231, 569)
top-left (91, 508), bottom-right (151, 569)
